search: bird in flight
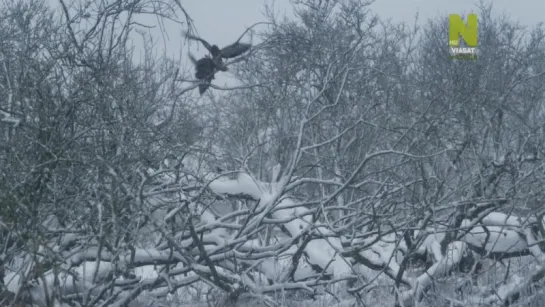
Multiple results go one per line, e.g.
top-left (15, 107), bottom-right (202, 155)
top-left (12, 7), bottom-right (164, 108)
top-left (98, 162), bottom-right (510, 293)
top-left (186, 33), bottom-right (252, 95)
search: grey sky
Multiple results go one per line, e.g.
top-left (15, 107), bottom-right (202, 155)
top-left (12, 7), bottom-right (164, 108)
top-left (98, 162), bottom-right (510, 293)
top-left (46, 0), bottom-right (545, 91)
top-left (175, 0), bottom-right (544, 90)
top-left (179, 0), bottom-right (544, 52)
top-left (371, 0), bottom-right (545, 25)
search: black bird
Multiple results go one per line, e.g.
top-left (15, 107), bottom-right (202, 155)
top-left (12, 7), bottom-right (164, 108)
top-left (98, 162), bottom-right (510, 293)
top-left (186, 33), bottom-right (252, 95)
top-left (189, 54), bottom-right (216, 95)
top-left (186, 34), bottom-right (252, 70)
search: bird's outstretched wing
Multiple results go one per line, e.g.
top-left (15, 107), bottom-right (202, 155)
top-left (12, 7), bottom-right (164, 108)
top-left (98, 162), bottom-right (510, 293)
top-left (220, 42), bottom-right (252, 59)
top-left (186, 33), bottom-right (214, 54)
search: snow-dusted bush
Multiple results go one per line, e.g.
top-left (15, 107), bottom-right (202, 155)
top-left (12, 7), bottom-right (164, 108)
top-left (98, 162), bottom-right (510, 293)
top-left (1, 0), bottom-right (545, 306)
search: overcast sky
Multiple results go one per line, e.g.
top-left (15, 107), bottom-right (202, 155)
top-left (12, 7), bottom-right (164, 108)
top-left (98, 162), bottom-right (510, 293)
top-left (177, 0), bottom-right (544, 53)
top-left (169, 0), bottom-right (544, 90)
top-left (47, 0), bottom-right (545, 92)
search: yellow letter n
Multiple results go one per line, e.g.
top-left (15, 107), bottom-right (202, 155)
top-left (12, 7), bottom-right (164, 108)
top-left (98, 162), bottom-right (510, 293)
top-left (449, 14), bottom-right (478, 47)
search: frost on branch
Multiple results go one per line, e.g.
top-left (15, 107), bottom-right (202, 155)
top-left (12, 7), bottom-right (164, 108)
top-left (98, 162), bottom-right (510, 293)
top-left (6, 164), bottom-right (542, 307)
top-left (2, 0), bottom-right (545, 306)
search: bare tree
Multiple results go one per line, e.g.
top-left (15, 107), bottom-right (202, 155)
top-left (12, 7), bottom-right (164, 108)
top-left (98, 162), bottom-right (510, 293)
top-left (191, 1), bottom-right (545, 306)
top-left (2, 0), bottom-right (545, 306)
top-left (0, 0), bottom-right (201, 306)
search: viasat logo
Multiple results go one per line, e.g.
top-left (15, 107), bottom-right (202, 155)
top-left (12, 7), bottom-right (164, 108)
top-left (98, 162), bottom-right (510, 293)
top-left (449, 14), bottom-right (478, 60)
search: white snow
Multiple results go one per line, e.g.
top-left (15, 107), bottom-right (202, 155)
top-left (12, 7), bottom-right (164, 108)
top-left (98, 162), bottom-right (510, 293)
top-left (460, 223), bottom-right (528, 253)
top-left (6, 167), bottom-right (541, 307)
top-left (401, 241), bottom-right (468, 306)
top-left (481, 212), bottom-right (522, 227)
top-left (208, 173), bottom-right (264, 199)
